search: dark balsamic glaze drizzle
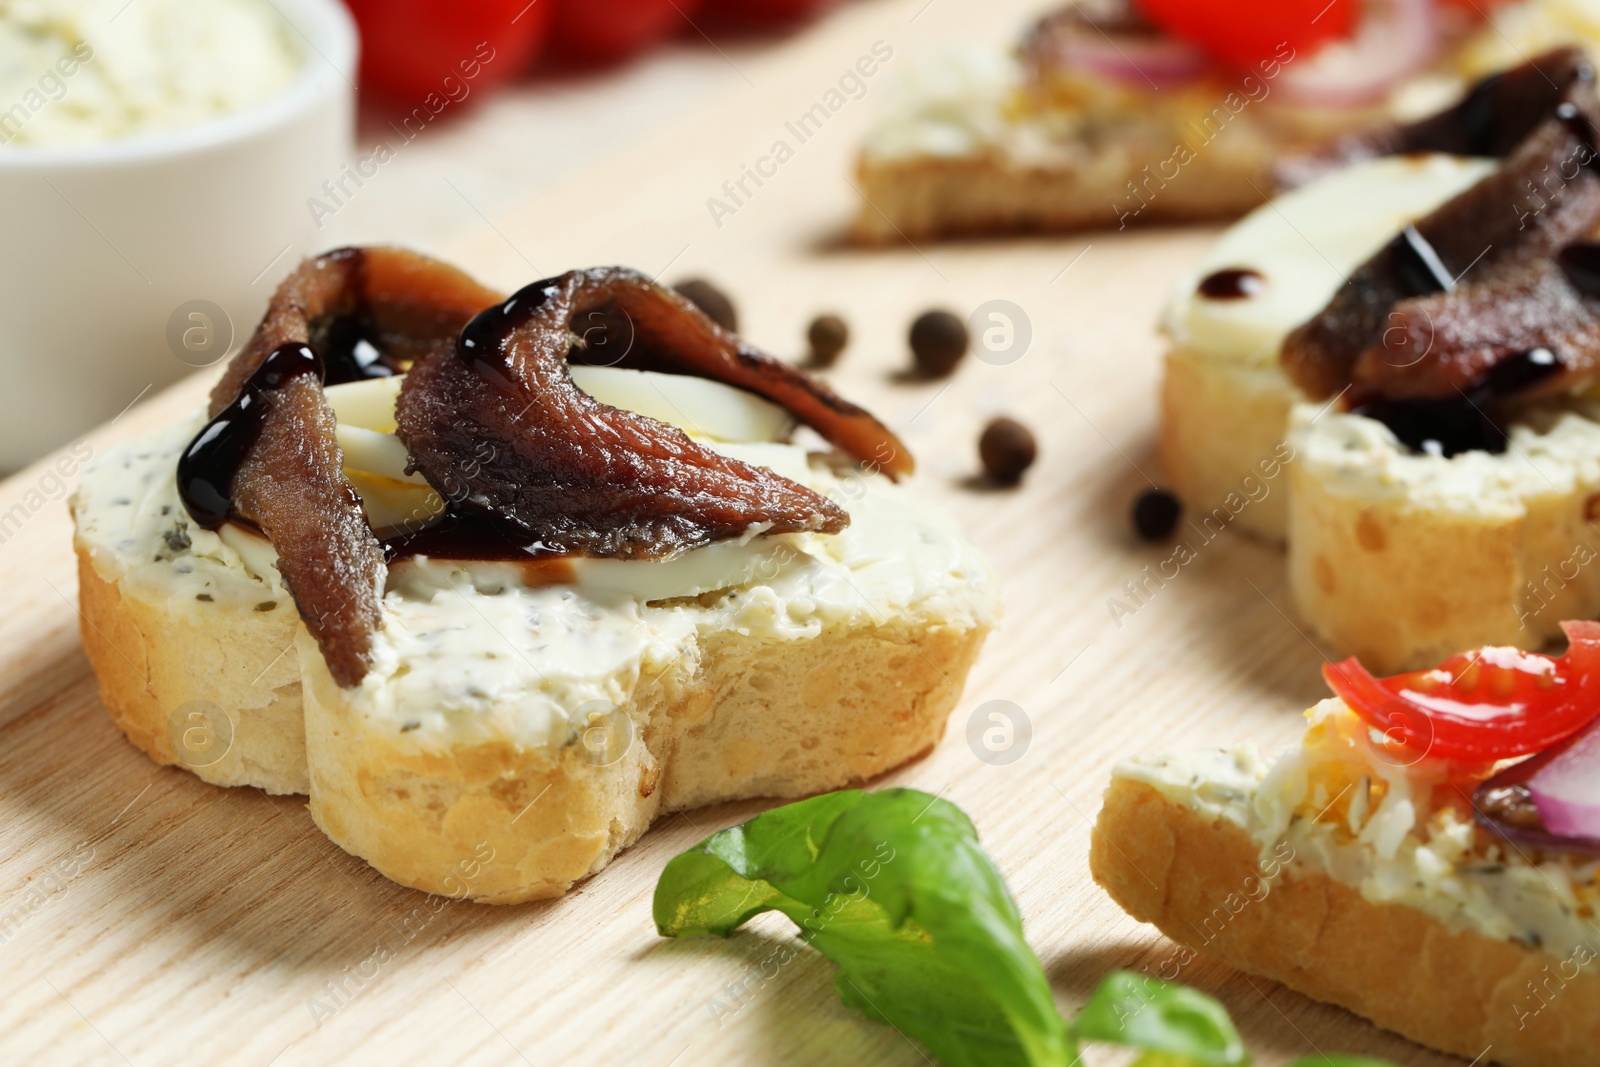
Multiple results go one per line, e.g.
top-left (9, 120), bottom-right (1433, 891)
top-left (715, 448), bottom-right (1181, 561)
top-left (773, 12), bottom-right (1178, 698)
top-left (1390, 225), bottom-right (1456, 297)
top-left (368, 277), bottom-right (576, 562)
top-left (317, 313), bottom-right (395, 384)
top-left (177, 343), bottom-right (324, 529)
top-left (1350, 395), bottom-right (1503, 456)
top-left (379, 510), bottom-right (562, 564)
top-left (457, 278), bottom-right (561, 382)
top-left (1197, 268), bottom-right (1264, 300)
top-left (311, 248), bottom-right (403, 385)
top-left (1482, 345), bottom-right (1565, 394)
top-left (1447, 69), bottom-right (1511, 156)
top-left (1559, 240), bottom-right (1600, 295)
top-left (1352, 347), bottom-right (1565, 457)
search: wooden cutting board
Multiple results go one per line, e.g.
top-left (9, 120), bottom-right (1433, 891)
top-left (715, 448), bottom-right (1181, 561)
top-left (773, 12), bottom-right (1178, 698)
top-left (0, 2), bottom-right (1473, 1065)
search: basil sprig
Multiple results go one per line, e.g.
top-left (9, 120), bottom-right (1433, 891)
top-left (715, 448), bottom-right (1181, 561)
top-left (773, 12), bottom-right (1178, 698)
top-left (655, 789), bottom-right (1404, 1066)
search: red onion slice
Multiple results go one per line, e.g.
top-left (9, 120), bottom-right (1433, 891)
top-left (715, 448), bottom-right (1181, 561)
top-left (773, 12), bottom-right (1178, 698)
top-left (1528, 723), bottom-right (1600, 837)
top-left (1278, 0), bottom-right (1440, 109)
top-left (1049, 34), bottom-right (1211, 89)
top-left (1474, 745), bottom-right (1600, 857)
top-left (1474, 622), bottom-right (1600, 854)
top-left (1025, 7), bottom-right (1212, 92)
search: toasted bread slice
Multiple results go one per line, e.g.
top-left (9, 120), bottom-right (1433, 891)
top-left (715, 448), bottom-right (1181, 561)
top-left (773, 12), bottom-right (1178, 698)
top-left (1287, 403), bottom-right (1600, 673)
top-left (1158, 351), bottom-right (1300, 542)
top-left (303, 601), bottom-right (986, 903)
top-left (1092, 777), bottom-right (1600, 1067)
top-left (72, 418), bottom-right (997, 901)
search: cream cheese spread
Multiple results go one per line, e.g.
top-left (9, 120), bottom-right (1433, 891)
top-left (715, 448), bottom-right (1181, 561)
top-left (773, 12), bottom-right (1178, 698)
top-left (0, 0), bottom-right (300, 146)
top-left (1290, 399), bottom-right (1600, 519)
top-left (74, 369), bottom-right (998, 753)
top-left (1117, 699), bottom-right (1600, 968)
top-left (862, 48), bottom-right (1022, 163)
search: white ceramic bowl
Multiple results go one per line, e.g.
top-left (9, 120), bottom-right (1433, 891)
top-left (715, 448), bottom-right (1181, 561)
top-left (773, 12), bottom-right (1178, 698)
top-left (0, 0), bottom-right (357, 470)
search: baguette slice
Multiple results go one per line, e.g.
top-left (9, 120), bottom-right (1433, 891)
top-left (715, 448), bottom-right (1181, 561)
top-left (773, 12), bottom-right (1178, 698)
top-left (1158, 351), bottom-right (1299, 543)
top-left (72, 419), bottom-right (308, 794)
top-left (1288, 403), bottom-right (1600, 674)
top-left (303, 602), bottom-right (986, 903)
top-left (1092, 701), bottom-right (1600, 1067)
top-left (299, 462), bottom-right (995, 903)
top-left (73, 417), bottom-right (997, 902)
top-left (1093, 779), bottom-right (1600, 1067)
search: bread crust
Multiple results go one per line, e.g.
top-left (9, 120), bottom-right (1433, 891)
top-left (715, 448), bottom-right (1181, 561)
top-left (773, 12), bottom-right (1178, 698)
top-left (1286, 432), bottom-right (1600, 674)
top-left (1091, 777), bottom-right (1600, 1067)
top-left (304, 619), bottom-right (988, 904)
top-left (852, 151), bottom-right (1265, 244)
top-left (74, 542), bottom-right (308, 794)
top-left (1159, 351), bottom-right (1298, 543)
top-left (1160, 345), bottom-right (1600, 671)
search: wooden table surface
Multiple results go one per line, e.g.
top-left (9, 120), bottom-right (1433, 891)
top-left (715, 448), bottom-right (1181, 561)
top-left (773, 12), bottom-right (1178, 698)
top-left (0, 1), bottom-right (1470, 1064)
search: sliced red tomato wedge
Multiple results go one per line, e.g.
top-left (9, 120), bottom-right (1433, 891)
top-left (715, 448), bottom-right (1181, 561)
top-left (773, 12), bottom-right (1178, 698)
top-left (344, 0), bottom-right (554, 105)
top-left (545, 0), bottom-right (701, 66)
top-left (698, 0), bottom-right (841, 27)
top-left (1324, 621), bottom-right (1600, 763)
top-left (1134, 0), bottom-right (1359, 70)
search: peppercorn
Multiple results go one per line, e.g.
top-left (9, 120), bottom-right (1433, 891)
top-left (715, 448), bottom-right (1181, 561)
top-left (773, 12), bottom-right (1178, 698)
top-left (909, 309), bottom-right (967, 377)
top-left (978, 418), bottom-right (1036, 485)
top-left (1132, 489), bottom-right (1182, 541)
top-left (807, 314), bottom-right (849, 367)
top-left (675, 278), bottom-right (738, 333)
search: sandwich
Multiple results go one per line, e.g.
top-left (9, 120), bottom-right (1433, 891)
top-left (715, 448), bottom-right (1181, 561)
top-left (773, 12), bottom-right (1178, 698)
top-left (71, 247), bottom-right (998, 902)
top-left (1162, 47), bottom-right (1600, 671)
top-left (1093, 622), bottom-right (1600, 1067)
top-left (854, 0), bottom-right (1600, 241)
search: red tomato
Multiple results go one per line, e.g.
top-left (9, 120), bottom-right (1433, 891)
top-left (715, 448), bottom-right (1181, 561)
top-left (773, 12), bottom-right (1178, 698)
top-left (344, 0), bottom-right (553, 105)
top-left (545, 0), bottom-right (705, 65)
top-left (1133, 0), bottom-right (1358, 70)
top-left (1324, 621), bottom-right (1600, 763)
top-left (698, 0), bottom-right (841, 27)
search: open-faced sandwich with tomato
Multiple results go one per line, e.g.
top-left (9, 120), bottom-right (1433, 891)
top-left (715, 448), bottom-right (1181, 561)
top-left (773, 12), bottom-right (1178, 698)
top-left (1159, 45), bottom-right (1600, 673)
top-left (855, 0), bottom-right (1600, 241)
top-left (70, 247), bottom-right (998, 903)
top-left (1094, 623), bottom-right (1600, 1067)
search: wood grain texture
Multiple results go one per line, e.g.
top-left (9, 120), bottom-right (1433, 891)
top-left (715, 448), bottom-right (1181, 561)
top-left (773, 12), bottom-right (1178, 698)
top-left (0, 1), bottom-right (1476, 1064)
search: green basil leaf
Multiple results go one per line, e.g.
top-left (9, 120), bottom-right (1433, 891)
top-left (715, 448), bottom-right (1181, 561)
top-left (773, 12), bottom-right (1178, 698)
top-left (653, 788), bottom-right (1075, 1067)
top-left (1073, 971), bottom-right (1246, 1066)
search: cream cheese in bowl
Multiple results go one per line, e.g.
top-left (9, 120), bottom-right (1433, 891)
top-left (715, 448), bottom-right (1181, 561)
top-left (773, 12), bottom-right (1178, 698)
top-left (0, 0), bottom-right (354, 471)
top-left (0, 0), bottom-right (301, 146)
